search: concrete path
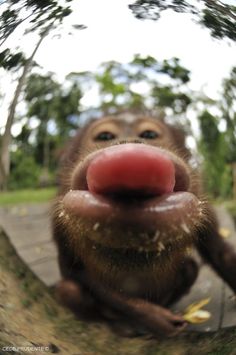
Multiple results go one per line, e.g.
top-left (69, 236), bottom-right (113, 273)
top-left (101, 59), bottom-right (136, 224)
top-left (0, 202), bottom-right (236, 333)
top-left (0, 203), bottom-right (60, 286)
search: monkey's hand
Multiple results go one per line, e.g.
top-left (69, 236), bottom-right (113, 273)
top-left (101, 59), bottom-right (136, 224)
top-left (56, 278), bottom-right (186, 337)
top-left (129, 301), bottom-right (187, 337)
top-left (80, 277), bottom-right (187, 337)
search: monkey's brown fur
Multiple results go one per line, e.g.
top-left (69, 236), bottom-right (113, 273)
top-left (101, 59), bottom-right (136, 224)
top-left (52, 112), bottom-right (236, 337)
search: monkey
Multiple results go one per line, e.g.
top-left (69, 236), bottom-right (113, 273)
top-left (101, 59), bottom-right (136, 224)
top-left (52, 111), bottom-right (236, 337)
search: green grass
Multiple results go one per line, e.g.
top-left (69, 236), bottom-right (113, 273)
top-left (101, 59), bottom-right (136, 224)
top-left (0, 187), bottom-right (56, 205)
top-left (212, 199), bottom-right (236, 218)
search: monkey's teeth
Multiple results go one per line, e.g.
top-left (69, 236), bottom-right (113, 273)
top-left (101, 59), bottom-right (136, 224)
top-left (157, 241), bottom-right (165, 252)
top-left (58, 211), bottom-right (64, 218)
top-left (181, 222), bottom-right (190, 234)
top-left (93, 222), bottom-right (100, 231)
top-left (152, 230), bottom-right (160, 242)
top-left (199, 209), bottom-right (203, 217)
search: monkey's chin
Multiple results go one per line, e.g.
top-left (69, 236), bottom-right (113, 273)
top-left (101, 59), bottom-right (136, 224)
top-left (62, 190), bottom-right (203, 243)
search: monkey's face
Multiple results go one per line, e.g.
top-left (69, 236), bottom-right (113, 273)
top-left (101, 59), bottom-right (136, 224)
top-left (58, 114), bottom-right (204, 275)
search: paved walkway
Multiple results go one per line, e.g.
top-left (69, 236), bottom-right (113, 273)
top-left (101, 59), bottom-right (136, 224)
top-left (0, 203), bottom-right (236, 332)
top-left (0, 203), bottom-right (60, 286)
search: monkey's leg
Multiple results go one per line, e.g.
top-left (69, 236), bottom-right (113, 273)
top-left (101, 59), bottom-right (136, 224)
top-left (76, 275), bottom-right (187, 337)
top-left (162, 257), bottom-right (199, 306)
top-left (56, 279), bottom-right (103, 320)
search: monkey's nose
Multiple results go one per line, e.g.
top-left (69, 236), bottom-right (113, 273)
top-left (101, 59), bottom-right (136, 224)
top-left (86, 143), bottom-right (175, 197)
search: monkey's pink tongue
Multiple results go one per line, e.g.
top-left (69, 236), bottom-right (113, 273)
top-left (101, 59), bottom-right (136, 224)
top-left (86, 145), bottom-right (175, 196)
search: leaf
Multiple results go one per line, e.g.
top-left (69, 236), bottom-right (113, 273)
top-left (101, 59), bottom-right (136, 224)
top-left (229, 294), bottom-right (236, 302)
top-left (183, 309), bottom-right (211, 324)
top-left (183, 297), bottom-right (211, 324)
top-left (219, 227), bottom-right (231, 239)
top-left (185, 297), bottom-right (211, 314)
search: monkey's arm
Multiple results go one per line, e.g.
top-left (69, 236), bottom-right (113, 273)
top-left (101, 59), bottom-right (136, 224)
top-left (58, 274), bottom-right (186, 337)
top-left (196, 209), bottom-right (236, 292)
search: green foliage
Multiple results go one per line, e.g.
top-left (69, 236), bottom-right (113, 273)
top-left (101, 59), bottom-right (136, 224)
top-left (0, 0), bottom-right (73, 45)
top-left (25, 73), bottom-right (82, 136)
top-left (21, 73), bottom-right (82, 173)
top-left (0, 0), bottom-right (82, 72)
top-left (129, 0), bottom-right (236, 43)
top-left (0, 187), bottom-right (56, 205)
top-left (220, 67), bottom-right (236, 163)
top-left (152, 86), bottom-right (191, 113)
top-left (77, 55), bottom-right (191, 115)
top-left (8, 150), bottom-right (40, 189)
top-left (198, 110), bottom-right (232, 198)
top-left (197, 66), bottom-right (236, 198)
top-left (129, 0), bottom-right (196, 21)
top-left (0, 0), bottom-right (83, 192)
top-left (201, 2), bottom-right (236, 42)
top-left (0, 49), bottom-right (26, 70)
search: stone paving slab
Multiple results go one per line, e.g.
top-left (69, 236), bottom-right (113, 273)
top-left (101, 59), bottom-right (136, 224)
top-left (19, 241), bottom-right (57, 264)
top-left (30, 258), bottom-right (61, 286)
top-left (0, 203), bottom-right (60, 286)
top-left (0, 202), bottom-right (236, 332)
top-left (215, 206), bottom-right (236, 329)
top-left (172, 264), bottom-right (224, 332)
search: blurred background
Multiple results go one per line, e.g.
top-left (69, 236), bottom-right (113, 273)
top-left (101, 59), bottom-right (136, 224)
top-left (0, 0), bottom-right (236, 212)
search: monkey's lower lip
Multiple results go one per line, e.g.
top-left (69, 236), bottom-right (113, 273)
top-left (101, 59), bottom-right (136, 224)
top-left (62, 190), bottom-right (201, 232)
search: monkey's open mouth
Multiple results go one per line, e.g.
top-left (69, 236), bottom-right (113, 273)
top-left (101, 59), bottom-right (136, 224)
top-left (62, 144), bottom-right (202, 239)
top-left (89, 239), bottom-right (190, 268)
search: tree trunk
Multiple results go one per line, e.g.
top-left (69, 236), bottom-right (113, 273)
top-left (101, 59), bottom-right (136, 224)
top-left (233, 162), bottom-right (236, 200)
top-left (43, 120), bottom-right (50, 171)
top-left (0, 32), bottom-right (47, 191)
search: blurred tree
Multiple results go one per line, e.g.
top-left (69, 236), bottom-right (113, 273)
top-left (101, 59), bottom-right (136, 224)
top-left (198, 110), bottom-right (232, 198)
top-left (0, 0), bottom-right (75, 47)
top-left (197, 67), bottom-right (236, 198)
top-left (129, 0), bottom-right (236, 42)
top-left (0, 48), bottom-right (26, 70)
top-left (22, 73), bottom-right (82, 183)
top-left (219, 67), bottom-right (236, 199)
top-left (8, 150), bottom-right (41, 190)
top-left (220, 67), bottom-right (236, 164)
top-left (0, 30), bottom-right (48, 191)
top-left (73, 55), bottom-right (192, 118)
top-left (0, 0), bottom-right (85, 190)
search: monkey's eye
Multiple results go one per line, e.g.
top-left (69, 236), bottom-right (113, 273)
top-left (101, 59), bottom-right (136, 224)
top-left (95, 131), bottom-right (116, 141)
top-left (139, 130), bottom-right (160, 139)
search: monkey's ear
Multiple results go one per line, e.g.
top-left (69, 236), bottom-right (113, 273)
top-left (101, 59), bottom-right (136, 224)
top-left (167, 125), bottom-right (191, 160)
